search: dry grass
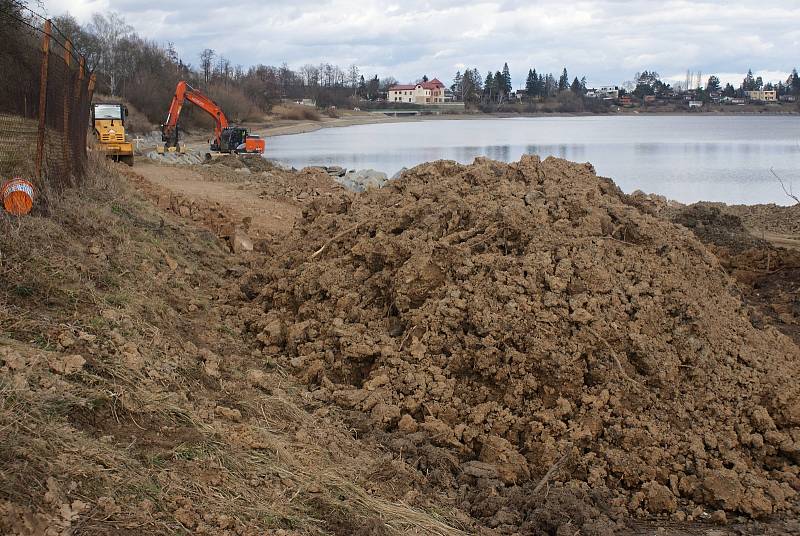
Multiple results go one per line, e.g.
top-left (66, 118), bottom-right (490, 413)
top-left (0, 155), bottom-right (465, 535)
top-left (272, 103), bottom-right (321, 121)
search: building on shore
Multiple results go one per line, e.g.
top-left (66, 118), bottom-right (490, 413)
top-left (586, 86), bottom-right (620, 99)
top-left (388, 79), bottom-right (446, 104)
top-left (745, 90), bottom-right (777, 102)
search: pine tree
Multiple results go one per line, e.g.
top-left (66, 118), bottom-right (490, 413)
top-left (502, 63), bottom-right (512, 95)
top-left (742, 69), bottom-right (755, 92)
top-left (558, 68), bottom-right (569, 92)
top-left (357, 75), bottom-right (367, 97)
top-left (452, 71), bottom-right (463, 100)
top-left (723, 83), bottom-right (736, 98)
top-left (791, 68), bottom-right (800, 94)
top-left (570, 77), bottom-right (582, 94)
top-left (494, 70), bottom-right (503, 101)
top-left (525, 69), bottom-right (536, 98)
top-left (484, 72), bottom-right (494, 103)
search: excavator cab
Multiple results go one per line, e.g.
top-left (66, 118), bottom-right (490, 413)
top-left (217, 127), bottom-right (246, 153)
top-left (219, 127), bottom-right (265, 154)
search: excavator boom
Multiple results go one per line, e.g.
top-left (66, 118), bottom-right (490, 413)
top-left (160, 81), bottom-right (264, 155)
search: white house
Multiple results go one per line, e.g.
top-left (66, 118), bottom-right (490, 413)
top-left (388, 79), bottom-right (446, 104)
top-left (586, 86), bottom-right (620, 99)
top-left (746, 90), bottom-right (777, 102)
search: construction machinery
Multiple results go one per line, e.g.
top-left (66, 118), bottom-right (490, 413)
top-left (91, 103), bottom-right (134, 166)
top-left (159, 81), bottom-right (265, 156)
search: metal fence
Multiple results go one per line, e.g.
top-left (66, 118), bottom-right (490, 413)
top-left (0, 2), bottom-right (94, 199)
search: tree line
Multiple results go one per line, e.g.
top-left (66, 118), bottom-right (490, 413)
top-left (47, 11), bottom-right (400, 125)
top-left (631, 69), bottom-right (800, 101)
top-left (8, 1), bottom-right (800, 127)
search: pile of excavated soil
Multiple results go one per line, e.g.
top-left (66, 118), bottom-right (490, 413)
top-left (198, 156), bottom-right (349, 206)
top-left (245, 156), bottom-right (800, 532)
top-left (669, 204), bottom-right (769, 253)
top-left (665, 203), bottom-right (800, 348)
top-left (726, 203), bottom-right (800, 237)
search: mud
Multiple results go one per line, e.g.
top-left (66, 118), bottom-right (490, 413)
top-left (243, 156), bottom-right (800, 532)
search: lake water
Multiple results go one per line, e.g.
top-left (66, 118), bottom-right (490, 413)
top-left (266, 116), bottom-right (800, 205)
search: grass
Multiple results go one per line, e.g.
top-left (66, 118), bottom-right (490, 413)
top-left (0, 154), bottom-right (468, 535)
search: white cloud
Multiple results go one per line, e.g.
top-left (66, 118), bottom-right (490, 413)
top-left (41, 0), bottom-right (800, 88)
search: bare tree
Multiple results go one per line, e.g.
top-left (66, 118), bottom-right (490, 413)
top-left (347, 64), bottom-right (360, 91)
top-left (200, 48), bottom-right (215, 85)
top-left (88, 12), bottom-right (133, 96)
top-left (771, 168), bottom-right (800, 205)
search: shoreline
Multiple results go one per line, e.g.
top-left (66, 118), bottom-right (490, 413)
top-left (254, 109), bottom-right (800, 138)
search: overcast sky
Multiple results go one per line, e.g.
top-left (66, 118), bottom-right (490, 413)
top-left (42, 0), bottom-right (799, 88)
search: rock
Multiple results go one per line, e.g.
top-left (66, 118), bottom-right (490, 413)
top-left (461, 460), bottom-right (500, 480)
top-left (215, 406), bottom-right (242, 422)
top-left (644, 481), bottom-right (677, 514)
top-left (50, 354), bottom-right (86, 375)
top-left (231, 230), bottom-right (254, 253)
top-left (750, 405), bottom-right (776, 433)
top-left (371, 402), bottom-right (400, 424)
top-left (702, 470), bottom-right (744, 511)
top-left (397, 414), bottom-right (418, 433)
top-left (58, 332), bottom-right (76, 348)
top-left (164, 254), bottom-right (178, 271)
top-left (710, 509), bottom-right (727, 525)
top-left (479, 435), bottom-right (530, 484)
top-left (335, 169), bottom-right (389, 193)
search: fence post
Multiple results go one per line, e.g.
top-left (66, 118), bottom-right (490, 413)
top-left (76, 56), bottom-right (86, 176)
top-left (63, 39), bottom-right (72, 183)
top-left (35, 19), bottom-right (51, 180)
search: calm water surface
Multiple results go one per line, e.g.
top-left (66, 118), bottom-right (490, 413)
top-left (266, 116), bottom-right (800, 205)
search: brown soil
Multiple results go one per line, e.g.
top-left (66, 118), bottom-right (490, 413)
top-left (243, 156), bottom-right (800, 533)
top-left (3, 153), bottom-right (800, 535)
top-left (667, 203), bottom-right (800, 347)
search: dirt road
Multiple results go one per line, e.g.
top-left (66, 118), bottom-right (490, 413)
top-left (133, 161), bottom-right (300, 239)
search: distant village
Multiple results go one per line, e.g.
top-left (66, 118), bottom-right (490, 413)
top-left (380, 68), bottom-right (800, 112)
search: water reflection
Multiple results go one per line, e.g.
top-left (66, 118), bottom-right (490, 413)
top-left (266, 116), bottom-right (800, 205)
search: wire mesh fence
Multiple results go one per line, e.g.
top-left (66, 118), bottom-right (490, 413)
top-left (0, 2), bottom-right (94, 202)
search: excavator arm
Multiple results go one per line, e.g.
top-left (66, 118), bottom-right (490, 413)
top-left (161, 81), bottom-right (230, 150)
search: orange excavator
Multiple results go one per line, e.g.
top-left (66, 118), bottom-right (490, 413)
top-left (160, 80), bottom-right (265, 155)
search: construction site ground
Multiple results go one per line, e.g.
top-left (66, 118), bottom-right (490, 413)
top-left (1, 153), bottom-right (799, 536)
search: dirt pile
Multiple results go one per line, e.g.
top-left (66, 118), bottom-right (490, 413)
top-left (246, 156), bottom-right (800, 531)
top-left (200, 156), bottom-right (348, 206)
top-left (666, 203), bottom-right (800, 348)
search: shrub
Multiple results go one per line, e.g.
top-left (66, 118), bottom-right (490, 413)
top-left (206, 83), bottom-right (263, 123)
top-left (272, 103), bottom-right (321, 121)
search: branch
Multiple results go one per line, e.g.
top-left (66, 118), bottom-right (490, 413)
top-left (770, 168), bottom-right (800, 205)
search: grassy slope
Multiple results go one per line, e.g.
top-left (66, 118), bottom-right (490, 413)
top-left (0, 157), bottom-right (464, 535)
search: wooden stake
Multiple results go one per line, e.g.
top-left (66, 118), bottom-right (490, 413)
top-left (63, 39), bottom-right (72, 182)
top-left (35, 20), bottom-right (51, 180)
